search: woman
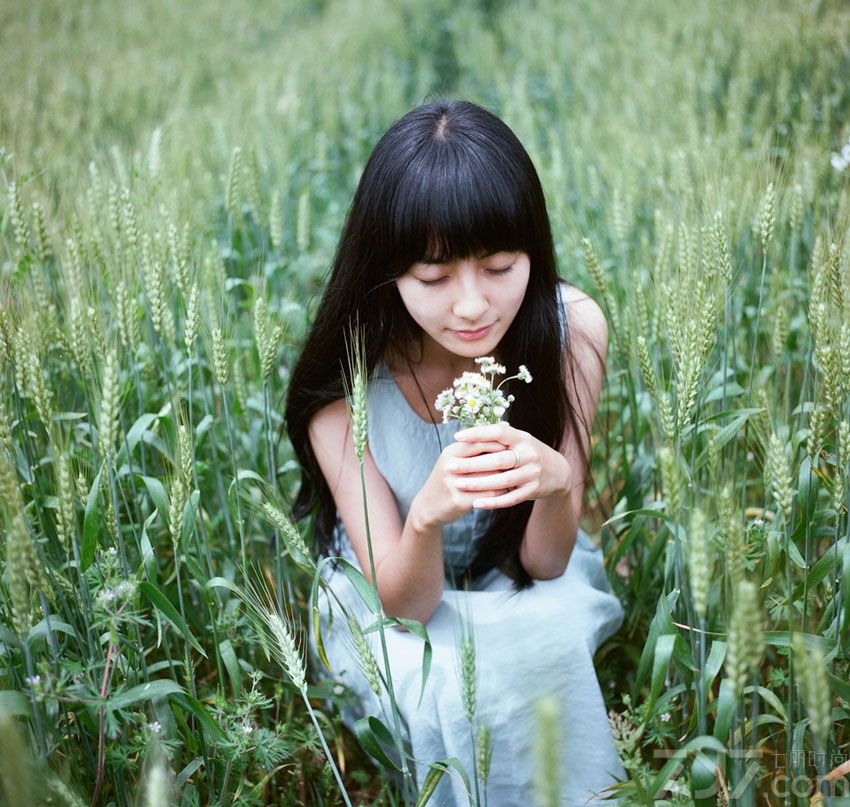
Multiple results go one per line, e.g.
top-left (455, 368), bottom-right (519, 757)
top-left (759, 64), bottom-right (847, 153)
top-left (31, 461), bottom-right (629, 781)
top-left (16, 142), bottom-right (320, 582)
top-left (285, 98), bottom-right (625, 805)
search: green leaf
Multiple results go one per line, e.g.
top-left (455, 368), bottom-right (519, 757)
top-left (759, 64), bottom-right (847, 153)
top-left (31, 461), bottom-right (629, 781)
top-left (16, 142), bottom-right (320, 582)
top-left (700, 640), bottom-right (726, 696)
top-left (138, 508), bottom-right (159, 582)
top-left (641, 525), bottom-right (670, 590)
top-left (235, 468), bottom-right (265, 485)
top-left (115, 413), bottom-right (159, 463)
top-left (0, 625), bottom-right (18, 645)
top-left (414, 758), bottom-right (471, 806)
top-left (619, 452), bottom-right (656, 513)
top-left (52, 411), bottom-right (89, 421)
top-left (81, 464), bottom-right (104, 571)
top-left (797, 455), bottom-right (819, 524)
top-left (690, 750), bottom-right (718, 807)
top-left (195, 414), bottom-right (214, 443)
top-left (763, 630), bottom-right (834, 654)
top-left (219, 639), bottom-right (241, 696)
top-left (415, 762), bottom-right (450, 806)
top-left (644, 633), bottom-right (675, 728)
top-left (171, 693), bottom-right (226, 740)
top-left (790, 537), bottom-right (847, 603)
top-left (702, 385), bottom-right (747, 404)
top-left (139, 581), bottom-right (207, 658)
top-left (174, 757), bottom-right (204, 790)
top-left (147, 659), bottom-right (186, 674)
top-left (0, 690), bottom-right (31, 718)
top-left (354, 715), bottom-right (402, 772)
top-left (827, 671), bottom-right (850, 705)
top-left (181, 489), bottom-right (200, 544)
top-left (309, 560), bottom-right (333, 672)
top-left (647, 735), bottom-right (726, 800)
top-left (139, 475), bottom-right (169, 517)
top-left (786, 538), bottom-right (807, 569)
top-left (338, 558), bottom-right (380, 612)
top-left (182, 553), bottom-right (208, 588)
top-left (606, 515), bottom-right (653, 574)
top-left (383, 617), bottom-right (432, 708)
top-left (27, 616), bottom-right (76, 646)
top-left (712, 678), bottom-right (735, 743)
top-left (243, 766), bottom-right (289, 801)
top-left (691, 408), bottom-right (763, 469)
top-left (634, 589), bottom-right (679, 696)
top-left (107, 679), bottom-right (185, 711)
top-left (601, 502), bottom-right (669, 530)
top-left (744, 685), bottom-right (786, 721)
top-left (41, 494), bottom-right (59, 511)
top-left (841, 541), bottom-right (850, 645)
top-left (207, 576), bottom-right (246, 598)
top-left (791, 717), bottom-right (809, 782)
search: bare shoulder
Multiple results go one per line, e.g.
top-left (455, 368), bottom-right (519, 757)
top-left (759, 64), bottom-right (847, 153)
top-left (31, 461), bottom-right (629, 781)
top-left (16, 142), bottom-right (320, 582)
top-left (308, 397), bottom-right (349, 434)
top-left (554, 283), bottom-right (609, 514)
top-left (558, 281), bottom-right (608, 361)
top-left (307, 398), bottom-right (352, 452)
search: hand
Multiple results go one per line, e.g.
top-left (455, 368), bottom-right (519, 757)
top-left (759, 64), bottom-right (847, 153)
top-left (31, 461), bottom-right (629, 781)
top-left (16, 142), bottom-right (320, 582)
top-left (410, 438), bottom-right (513, 530)
top-left (450, 422), bottom-right (571, 509)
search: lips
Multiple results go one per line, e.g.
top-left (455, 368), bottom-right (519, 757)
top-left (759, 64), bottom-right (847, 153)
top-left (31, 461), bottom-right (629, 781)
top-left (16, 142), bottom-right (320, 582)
top-left (451, 324), bottom-right (493, 341)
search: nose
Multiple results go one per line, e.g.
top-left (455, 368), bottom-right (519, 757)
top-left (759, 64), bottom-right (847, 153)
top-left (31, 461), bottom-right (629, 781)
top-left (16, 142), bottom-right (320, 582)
top-left (452, 270), bottom-right (488, 323)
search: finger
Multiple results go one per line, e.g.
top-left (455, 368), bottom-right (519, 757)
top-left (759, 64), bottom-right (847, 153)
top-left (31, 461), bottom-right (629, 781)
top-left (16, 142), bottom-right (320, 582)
top-left (454, 467), bottom-right (528, 491)
top-left (460, 487), bottom-right (510, 505)
top-left (452, 479), bottom-right (510, 504)
top-left (446, 448), bottom-right (517, 474)
top-left (472, 481), bottom-right (537, 509)
top-left (454, 422), bottom-right (515, 445)
top-left (448, 440), bottom-right (508, 458)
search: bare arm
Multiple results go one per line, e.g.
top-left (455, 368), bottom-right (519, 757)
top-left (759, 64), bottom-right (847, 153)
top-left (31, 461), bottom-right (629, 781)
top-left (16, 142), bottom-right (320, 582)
top-left (520, 289), bottom-right (609, 577)
top-left (308, 399), bottom-right (507, 623)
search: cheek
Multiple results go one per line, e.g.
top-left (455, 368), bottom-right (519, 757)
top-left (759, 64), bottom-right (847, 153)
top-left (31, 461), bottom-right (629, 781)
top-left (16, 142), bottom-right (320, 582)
top-left (395, 283), bottom-right (431, 327)
top-left (509, 274), bottom-right (531, 312)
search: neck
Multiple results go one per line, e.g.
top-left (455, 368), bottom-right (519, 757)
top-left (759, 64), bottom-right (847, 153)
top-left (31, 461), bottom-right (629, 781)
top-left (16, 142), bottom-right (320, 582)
top-left (388, 335), bottom-right (496, 382)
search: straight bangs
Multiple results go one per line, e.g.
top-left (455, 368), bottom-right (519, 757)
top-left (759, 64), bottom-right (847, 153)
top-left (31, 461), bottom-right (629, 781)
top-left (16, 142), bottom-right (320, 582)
top-left (382, 141), bottom-right (536, 275)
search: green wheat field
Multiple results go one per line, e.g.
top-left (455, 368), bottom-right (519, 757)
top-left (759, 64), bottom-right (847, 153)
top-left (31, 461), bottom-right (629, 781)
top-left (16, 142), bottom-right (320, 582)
top-left (1, 0), bottom-right (849, 804)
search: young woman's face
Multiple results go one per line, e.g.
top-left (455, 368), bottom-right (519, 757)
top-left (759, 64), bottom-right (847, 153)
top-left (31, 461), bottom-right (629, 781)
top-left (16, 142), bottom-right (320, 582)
top-left (394, 250), bottom-right (531, 364)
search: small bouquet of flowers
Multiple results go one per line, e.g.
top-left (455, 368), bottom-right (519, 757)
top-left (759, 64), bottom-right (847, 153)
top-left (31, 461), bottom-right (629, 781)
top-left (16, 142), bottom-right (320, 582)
top-left (434, 356), bottom-right (532, 427)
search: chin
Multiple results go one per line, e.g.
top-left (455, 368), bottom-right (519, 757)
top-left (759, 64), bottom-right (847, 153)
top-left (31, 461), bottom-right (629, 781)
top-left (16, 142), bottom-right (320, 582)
top-left (451, 343), bottom-right (500, 362)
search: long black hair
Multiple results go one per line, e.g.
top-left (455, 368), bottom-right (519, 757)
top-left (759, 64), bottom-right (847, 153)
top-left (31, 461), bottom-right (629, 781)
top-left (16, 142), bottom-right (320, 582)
top-left (285, 98), bottom-right (592, 589)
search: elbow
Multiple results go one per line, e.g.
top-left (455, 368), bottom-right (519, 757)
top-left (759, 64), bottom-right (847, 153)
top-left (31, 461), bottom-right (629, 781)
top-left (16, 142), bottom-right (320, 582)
top-left (379, 583), bottom-right (441, 625)
top-left (374, 562), bottom-right (442, 626)
top-left (521, 538), bottom-right (575, 581)
top-left (383, 600), bottom-right (440, 627)
top-left (532, 558), bottom-right (569, 581)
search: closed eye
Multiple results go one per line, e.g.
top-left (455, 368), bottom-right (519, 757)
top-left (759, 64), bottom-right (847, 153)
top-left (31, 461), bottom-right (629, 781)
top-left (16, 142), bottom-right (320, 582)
top-left (486, 264), bottom-right (514, 276)
top-left (414, 263), bottom-right (514, 287)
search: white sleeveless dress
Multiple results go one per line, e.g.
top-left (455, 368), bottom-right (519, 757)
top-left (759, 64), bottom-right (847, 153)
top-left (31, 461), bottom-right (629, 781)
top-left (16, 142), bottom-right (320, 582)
top-left (314, 290), bottom-right (626, 806)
